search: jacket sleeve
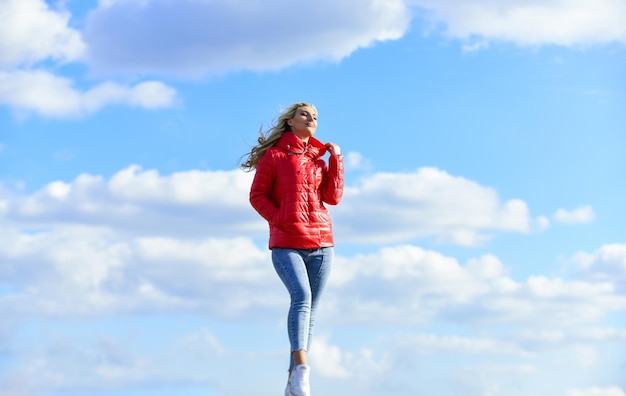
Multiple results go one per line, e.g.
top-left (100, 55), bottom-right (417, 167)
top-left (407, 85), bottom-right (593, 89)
top-left (249, 153), bottom-right (279, 224)
top-left (322, 153), bottom-right (344, 205)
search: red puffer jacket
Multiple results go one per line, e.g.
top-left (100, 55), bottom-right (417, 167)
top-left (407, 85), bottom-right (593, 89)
top-left (250, 131), bottom-right (344, 249)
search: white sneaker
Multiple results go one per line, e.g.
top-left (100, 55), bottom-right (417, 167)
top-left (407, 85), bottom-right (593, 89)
top-left (285, 365), bottom-right (310, 396)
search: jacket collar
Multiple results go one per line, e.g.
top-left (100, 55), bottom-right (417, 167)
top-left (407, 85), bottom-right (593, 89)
top-left (276, 132), bottom-right (327, 157)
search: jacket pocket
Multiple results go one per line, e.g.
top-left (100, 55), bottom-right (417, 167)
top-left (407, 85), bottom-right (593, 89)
top-left (272, 203), bottom-right (301, 233)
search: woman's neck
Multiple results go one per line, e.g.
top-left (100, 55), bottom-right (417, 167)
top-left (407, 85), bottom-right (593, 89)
top-left (291, 130), bottom-right (310, 143)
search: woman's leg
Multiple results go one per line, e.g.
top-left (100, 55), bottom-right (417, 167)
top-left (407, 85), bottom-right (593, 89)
top-left (272, 247), bottom-right (334, 372)
top-left (272, 248), bottom-right (314, 372)
top-left (304, 247), bottom-right (333, 354)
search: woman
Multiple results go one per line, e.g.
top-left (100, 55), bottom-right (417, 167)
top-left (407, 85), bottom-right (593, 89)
top-left (241, 102), bottom-right (344, 396)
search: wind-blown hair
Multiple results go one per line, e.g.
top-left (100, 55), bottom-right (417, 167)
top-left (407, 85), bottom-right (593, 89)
top-left (240, 102), bottom-right (317, 171)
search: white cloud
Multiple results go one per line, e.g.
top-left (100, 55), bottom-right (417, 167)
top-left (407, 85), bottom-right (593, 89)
top-left (6, 166), bottom-right (259, 237)
top-left (0, 70), bottom-right (177, 118)
top-left (1, 171), bottom-right (625, 395)
top-left (178, 328), bottom-right (227, 356)
top-left (554, 205), bottom-right (596, 224)
top-left (2, 217), bottom-right (624, 327)
top-left (566, 387), bottom-right (626, 396)
top-left (0, 0), bottom-right (178, 118)
top-left (534, 215), bottom-right (551, 231)
top-left (335, 167), bottom-right (535, 246)
top-left (0, 329), bottom-right (221, 396)
top-left (412, 0), bottom-right (626, 46)
top-left (345, 151), bottom-right (373, 171)
top-left (3, 166), bottom-right (541, 245)
top-left (83, 80), bottom-right (177, 110)
top-left (462, 39), bottom-right (490, 53)
top-left (0, 225), bottom-right (279, 317)
top-left (309, 335), bottom-right (350, 378)
top-left (397, 333), bottom-right (531, 356)
top-left (573, 244), bottom-right (626, 291)
top-left (325, 245), bottom-right (626, 326)
top-left (3, 0), bottom-right (623, 120)
top-left (0, 0), bottom-right (85, 67)
top-left (83, 0), bottom-right (411, 77)
top-left (309, 334), bottom-right (394, 390)
top-left (517, 327), bottom-right (626, 350)
top-left (108, 165), bottom-right (249, 207)
top-left (310, 327), bottom-right (623, 395)
top-left (1, 166), bottom-right (624, 325)
top-left (450, 362), bottom-right (539, 396)
top-left (572, 345), bottom-right (601, 368)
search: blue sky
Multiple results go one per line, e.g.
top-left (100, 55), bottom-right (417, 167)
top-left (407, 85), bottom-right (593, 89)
top-left (1, 0), bottom-right (625, 395)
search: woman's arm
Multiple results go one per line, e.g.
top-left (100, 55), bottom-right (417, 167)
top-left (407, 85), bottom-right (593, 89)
top-left (249, 154), bottom-right (279, 223)
top-left (322, 152), bottom-right (344, 205)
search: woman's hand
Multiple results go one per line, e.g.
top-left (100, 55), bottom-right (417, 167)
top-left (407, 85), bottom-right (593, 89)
top-left (325, 142), bottom-right (341, 155)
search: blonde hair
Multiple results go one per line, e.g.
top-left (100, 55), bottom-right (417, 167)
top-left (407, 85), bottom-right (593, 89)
top-left (240, 102), bottom-right (317, 171)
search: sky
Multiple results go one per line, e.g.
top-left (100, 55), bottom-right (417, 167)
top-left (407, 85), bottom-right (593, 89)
top-left (1, 0), bottom-right (625, 395)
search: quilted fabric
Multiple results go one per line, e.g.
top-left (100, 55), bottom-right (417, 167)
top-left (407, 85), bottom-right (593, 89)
top-left (250, 132), bottom-right (344, 249)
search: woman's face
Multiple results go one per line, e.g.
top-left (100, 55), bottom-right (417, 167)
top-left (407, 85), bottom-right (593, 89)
top-left (288, 106), bottom-right (318, 140)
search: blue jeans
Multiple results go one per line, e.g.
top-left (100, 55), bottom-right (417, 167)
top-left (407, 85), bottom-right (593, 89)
top-left (272, 247), bottom-right (333, 371)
